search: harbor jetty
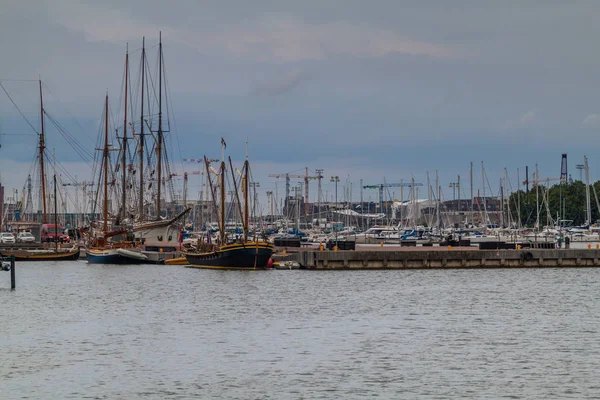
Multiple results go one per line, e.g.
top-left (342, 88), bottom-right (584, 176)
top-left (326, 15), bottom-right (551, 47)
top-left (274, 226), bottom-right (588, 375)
top-left (274, 245), bottom-right (600, 269)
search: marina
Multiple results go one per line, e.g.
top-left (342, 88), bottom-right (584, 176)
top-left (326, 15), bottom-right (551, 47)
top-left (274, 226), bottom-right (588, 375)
top-left (3, 3), bottom-right (600, 398)
top-left (1, 66), bottom-right (599, 267)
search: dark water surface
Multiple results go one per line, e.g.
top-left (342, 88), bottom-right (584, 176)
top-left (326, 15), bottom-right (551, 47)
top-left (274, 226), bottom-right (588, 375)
top-left (2, 262), bottom-right (600, 399)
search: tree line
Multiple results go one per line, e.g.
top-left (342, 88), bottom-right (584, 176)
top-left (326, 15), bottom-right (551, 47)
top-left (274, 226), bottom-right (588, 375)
top-left (506, 181), bottom-right (600, 227)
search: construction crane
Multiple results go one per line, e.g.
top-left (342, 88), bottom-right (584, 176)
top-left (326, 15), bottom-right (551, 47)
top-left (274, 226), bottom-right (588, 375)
top-left (268, 167), bottom-right (321, 216)
top-left (149, 170), bottom-right (202, 183)
top-left (523, 154), bottom-right (569, 188)
top-left (362, 181), bottom-right (423, 212)
top-left (522, 177), bottom-right (565, 188)
top-left (167, 171), bottom-right (203, 209)
top-left (62, 181), bottom-right (94, 189)
top-left (168, 171), bottom-right (202, 180)
top-left (61, 181), bottom-right (93, 187)
top-left (183, 159), bottom-right (219, 189)
top-left (183, 158), bottom-right (220, 164)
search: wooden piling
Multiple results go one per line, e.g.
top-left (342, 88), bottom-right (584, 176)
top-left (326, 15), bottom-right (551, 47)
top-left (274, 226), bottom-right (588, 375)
top-left (10, 257), bottom-right (15, 289)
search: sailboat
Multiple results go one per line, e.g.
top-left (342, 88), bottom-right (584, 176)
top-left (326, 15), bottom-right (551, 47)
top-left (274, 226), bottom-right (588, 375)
top-left (0, 80), bottom-right (79, 261)
top-left (130, 33), bottom-right (190, 262)
top-left (85, 94), bottom-right (148, 264)
top-left (3, 176), bottom-right (80, 261)
top-left (85, 35), bottom-right (189, 264)
top-left (183, 143), bottom-right (274, 269)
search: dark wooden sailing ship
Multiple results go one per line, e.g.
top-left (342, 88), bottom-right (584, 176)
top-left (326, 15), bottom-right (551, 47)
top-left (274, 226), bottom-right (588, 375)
top-left (183, 241), bottom-right (274, 269)
top-left (183, 149), bottom-right (274, 269)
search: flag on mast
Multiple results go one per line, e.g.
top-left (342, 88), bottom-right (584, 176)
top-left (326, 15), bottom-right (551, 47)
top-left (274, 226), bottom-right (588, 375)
top-left (221, 137), bottom-right (227, 149)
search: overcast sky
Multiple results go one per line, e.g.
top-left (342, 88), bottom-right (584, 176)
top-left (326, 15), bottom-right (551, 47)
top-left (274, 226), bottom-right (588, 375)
top-left (2, 1), bottom-right (600, 207)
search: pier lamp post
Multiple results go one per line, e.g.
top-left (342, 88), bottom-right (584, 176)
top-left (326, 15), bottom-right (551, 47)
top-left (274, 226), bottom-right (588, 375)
top-left (330, 176), bottom-right (340, 246)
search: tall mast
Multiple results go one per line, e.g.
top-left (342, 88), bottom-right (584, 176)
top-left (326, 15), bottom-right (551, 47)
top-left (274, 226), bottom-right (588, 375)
top-left (457, 174), bottom-right (461, 225)
top-left (138, 37), bottom-right (145, 219)
top-left (220, 160), bottom-right (226, 244)
top-left (535, 163), bottom-right (540, 229)
top-left (243, 144), bottom-right (249, 242)
top-left (304, 167), bottom-right (309, 217)
top-left (39, 80), bottom-right (47, 223)
top-left (517, 167), bottom-right (521, 229)
top-left (411, 176), bottom-right (416, 228)
top-left (156, 32), bottom-right (163, 220)
top-left (481, 161), bottom-right (486, 224)
top-left (103, 94), bottom-right (109, 232)
top-left (500, 178), bottom-right (504, 228)
top-left (205, 172), bottom-right (211, 225)
top-left (504, 168), bottom-right (511, 227)
top-left (121, 44), bottom-right (129, 220)
top-left (53, 149), bottom-right (56, 218)
top-left (585, 155), bottom-right (591, 226)
top-left (183, 173), bottom-right (188, 210)
top-left (470, 161), bottom-right (473, 226)
top-left (204, 156), bottom-right (219, 231)
top-left (400, 179), bottom-right (404, 225)
top-left (426, 172), bottom-right (431, 227)
top-left (435, 170), bottom-right (439, 229)
top-left (53, 174), bottom-right (58, 249)
top-left (229, 156), bottom-right (245, 239)
top-left (359, 178), bottom-right (362, 229)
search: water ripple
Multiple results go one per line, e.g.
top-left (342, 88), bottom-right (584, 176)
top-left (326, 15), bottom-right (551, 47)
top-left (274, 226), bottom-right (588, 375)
top-left (2, 263), bottom-right (600, 398)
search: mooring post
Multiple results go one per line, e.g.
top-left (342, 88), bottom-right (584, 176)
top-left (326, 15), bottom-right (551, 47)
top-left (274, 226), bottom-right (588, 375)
top-left (10, 257), bottom-right (15, 289)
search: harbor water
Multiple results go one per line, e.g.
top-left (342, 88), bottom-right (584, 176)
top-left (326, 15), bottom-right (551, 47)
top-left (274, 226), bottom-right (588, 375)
top-left (2, 261), bottom-right (600, 399)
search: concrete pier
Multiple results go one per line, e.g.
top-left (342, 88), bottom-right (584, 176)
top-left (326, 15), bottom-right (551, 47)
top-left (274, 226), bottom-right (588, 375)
top-left (275, 248), bottom-right (600, 269)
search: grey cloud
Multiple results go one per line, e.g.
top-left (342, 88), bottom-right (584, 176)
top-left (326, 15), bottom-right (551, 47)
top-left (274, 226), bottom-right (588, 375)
top-left (582, 114), bottom-right (600, 126)
top-left (504, 109), bottom-right (538, 129)
top-left (3, 0), bottom-right (600, 196)
top-left (250, 71), bottom-right (309, 97)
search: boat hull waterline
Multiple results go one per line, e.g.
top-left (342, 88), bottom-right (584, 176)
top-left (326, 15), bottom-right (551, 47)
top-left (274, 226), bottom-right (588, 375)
top-left (183, 242), bottom-right (274, 269)
top-left (0, 247), bottom-right (80, 261)
top-left (87, 248), bottom-right (148, 264)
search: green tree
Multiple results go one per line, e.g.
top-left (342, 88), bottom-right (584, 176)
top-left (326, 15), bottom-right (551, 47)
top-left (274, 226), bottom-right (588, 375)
top-left (507, 181), bottom-right (597, 227)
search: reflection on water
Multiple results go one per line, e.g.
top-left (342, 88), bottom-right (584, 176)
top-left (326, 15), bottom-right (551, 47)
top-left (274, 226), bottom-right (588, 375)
top-left (2, 262), bottom-right (600, 398)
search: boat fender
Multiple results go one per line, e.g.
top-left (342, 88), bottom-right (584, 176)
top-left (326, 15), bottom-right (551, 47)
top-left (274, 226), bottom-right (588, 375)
top-left (1, 262), bottom-right (10, 271)
top-left (520, 252), bottom-right (534, 262)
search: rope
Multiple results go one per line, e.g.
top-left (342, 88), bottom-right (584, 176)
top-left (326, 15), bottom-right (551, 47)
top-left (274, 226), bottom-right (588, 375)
top-left (0, 82), bottom-right (39, 134)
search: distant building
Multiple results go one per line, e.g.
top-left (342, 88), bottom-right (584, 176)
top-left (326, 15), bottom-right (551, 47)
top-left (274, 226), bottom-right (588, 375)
top-left (283, 196), bottom-right (305, 218)
top-left (443, 197), bottom-right (500, 212)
